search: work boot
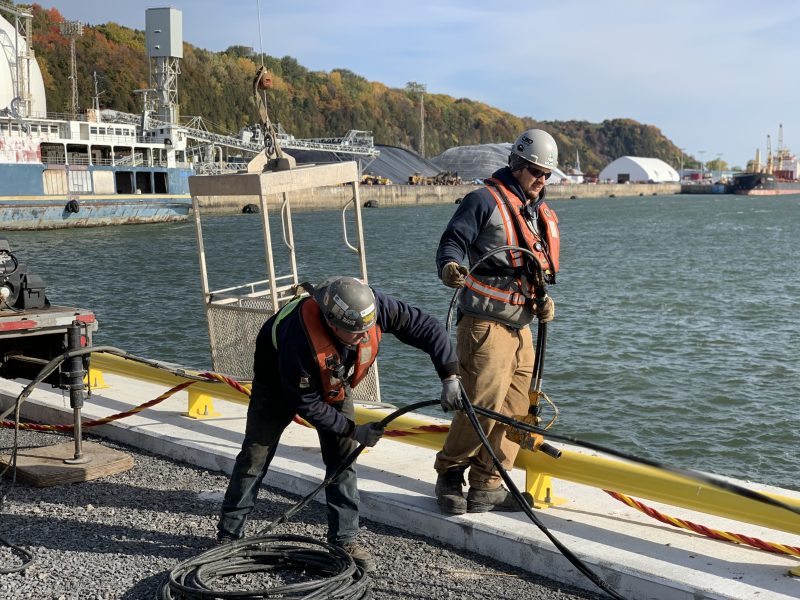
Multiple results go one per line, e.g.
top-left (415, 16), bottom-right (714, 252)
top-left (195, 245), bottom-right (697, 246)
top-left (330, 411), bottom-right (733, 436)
top-left (466, 486), bottom-right (533, 513)
top-left (215, 530), bottom-right (241, 546)
top-left (435, 466), bottom-right (468, 515)
top-left (339, 541), bottom-right (377, 573)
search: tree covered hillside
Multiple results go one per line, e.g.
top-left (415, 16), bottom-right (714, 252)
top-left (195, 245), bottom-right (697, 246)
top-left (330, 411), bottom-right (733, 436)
top-left (28, 4), bottom-right (695, 175)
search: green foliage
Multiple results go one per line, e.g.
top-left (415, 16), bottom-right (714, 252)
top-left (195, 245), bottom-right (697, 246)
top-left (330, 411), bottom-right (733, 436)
top-left (705, 158), bottom-right (728, 171)
top-left (29, 6), bottom-right (688, 173)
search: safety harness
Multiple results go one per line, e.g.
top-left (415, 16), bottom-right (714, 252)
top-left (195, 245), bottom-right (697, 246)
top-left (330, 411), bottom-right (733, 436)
top-left (271, 296), bottom-right (381, 403)
top-left (484, 177), bottom-right (560, 282)
top-left (463, 178), bottom-right (559, 308)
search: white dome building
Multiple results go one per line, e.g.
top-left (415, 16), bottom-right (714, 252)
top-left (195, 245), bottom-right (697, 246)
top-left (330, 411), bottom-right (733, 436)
top-left (0, 12), bottom-right (48, 115)
top-left (599, 156), bottom-right (678, 184)
top-left (432, 142), bottom-right (569, 184)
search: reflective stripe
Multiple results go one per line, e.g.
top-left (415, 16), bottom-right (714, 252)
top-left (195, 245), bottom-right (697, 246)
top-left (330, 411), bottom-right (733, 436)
top-left (484, 184), bottom-right (523, 267)
top-left (465, 275), bottom-right (527, 305)
top-left (271, 297), bottom-right (304, 349)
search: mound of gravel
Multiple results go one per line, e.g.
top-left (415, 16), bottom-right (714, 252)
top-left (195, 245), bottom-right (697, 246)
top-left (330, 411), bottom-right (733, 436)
top-left (1, 429), bottom-right (604, 599)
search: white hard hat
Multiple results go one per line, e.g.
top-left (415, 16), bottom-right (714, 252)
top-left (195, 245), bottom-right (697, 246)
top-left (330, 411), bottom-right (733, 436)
top-left (509, 129), bottom-right (558, 170)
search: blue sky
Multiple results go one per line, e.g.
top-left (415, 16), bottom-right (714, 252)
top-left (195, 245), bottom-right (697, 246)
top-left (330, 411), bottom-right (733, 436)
top-left (50, 0), bottom-right (800, 169)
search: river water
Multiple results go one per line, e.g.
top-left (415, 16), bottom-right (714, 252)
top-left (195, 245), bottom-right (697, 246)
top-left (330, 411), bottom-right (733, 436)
top-left (8, 193), bottom-right (799, 491)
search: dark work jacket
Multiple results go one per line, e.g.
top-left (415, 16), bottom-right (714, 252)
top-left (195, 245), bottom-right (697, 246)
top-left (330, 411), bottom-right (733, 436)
top-left (435, 167), bottom-right (547, 327)
top-left (252, 288), bottom-right (458, 436)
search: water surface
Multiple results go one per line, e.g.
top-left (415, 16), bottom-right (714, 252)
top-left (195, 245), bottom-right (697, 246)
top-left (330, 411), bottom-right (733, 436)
top-left (8, 193), bottom-right (798, 490)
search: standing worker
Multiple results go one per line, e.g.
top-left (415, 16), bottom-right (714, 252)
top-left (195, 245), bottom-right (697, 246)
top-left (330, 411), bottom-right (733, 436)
top-left (433, 129), bottom-right (561, 514)
top-left (217, 276), bottom-right (461, 572)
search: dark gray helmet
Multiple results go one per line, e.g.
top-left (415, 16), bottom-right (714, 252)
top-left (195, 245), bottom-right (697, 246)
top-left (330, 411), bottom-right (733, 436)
top-left (314, 276), bottom-right (377, 333)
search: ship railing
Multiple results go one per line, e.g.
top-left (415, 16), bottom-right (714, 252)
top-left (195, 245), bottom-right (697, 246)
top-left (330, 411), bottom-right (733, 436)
top-left (209, 276), bottom-right (295, 301)
top-left (115, 153), bottom-right (145, 167)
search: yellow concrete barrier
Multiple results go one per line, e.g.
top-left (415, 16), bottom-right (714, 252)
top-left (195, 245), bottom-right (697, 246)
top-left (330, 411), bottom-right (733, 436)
top-left (90, 352), bottom-right (800, 537)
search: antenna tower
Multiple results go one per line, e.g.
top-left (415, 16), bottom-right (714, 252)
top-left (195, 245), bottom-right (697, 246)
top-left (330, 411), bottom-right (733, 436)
top-left (766, 134), bottom-right (773, 174)
top-left (60, 20), bottom-right (84, 119)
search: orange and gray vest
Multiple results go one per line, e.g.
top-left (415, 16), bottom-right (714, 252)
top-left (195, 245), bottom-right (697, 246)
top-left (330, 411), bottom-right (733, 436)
top-left (460, 178), bottom-right (560, 328)
top-left (273, 298), bottom-right (381, 403)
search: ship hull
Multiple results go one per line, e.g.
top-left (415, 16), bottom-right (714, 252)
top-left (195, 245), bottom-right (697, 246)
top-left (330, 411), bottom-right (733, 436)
top-left (731, 172), bottom-right (800, 195)
top-left (0, 194), bottom-right (190, 230)
top-left (733, 187), bottom-right (800, 196)
top-left (0, 163), bottom-right (192, 229)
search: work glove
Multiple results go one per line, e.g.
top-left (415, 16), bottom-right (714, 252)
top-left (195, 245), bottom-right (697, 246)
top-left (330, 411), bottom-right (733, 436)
top-left (441, 262), bottom-right (469, 289)
top-left (439, 376), bottom-right (463, 412)
top-left (351, 422), bottom-right (384, 447)
top-left (534, 295), bottom-right (555, 323)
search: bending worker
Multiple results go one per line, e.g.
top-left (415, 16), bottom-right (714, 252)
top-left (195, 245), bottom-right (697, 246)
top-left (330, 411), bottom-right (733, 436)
top-left (217, 276), bottom-right (461, 573)
top-left (434, 129), bottom-right (561, 514)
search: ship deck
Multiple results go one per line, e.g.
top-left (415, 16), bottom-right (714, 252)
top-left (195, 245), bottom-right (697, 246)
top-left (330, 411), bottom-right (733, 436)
top-left (1, 370), bottom-right (798, 600)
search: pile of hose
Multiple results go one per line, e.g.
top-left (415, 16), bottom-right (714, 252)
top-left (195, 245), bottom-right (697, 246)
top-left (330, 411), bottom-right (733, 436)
top-left (158, 401), bottom-right (435, 600)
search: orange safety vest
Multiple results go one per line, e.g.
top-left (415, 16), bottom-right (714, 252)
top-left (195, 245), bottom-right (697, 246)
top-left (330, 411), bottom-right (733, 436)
top-left (484, 177), bottom-right (560, 283)
top-left (300, 300), bottom-right (382, 403)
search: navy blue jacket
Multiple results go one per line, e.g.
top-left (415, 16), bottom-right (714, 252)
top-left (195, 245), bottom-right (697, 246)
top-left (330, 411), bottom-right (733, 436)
top-left (253, 288), bottom-right (458, 436)
top-left (436, 167), bottom-right (544, 276)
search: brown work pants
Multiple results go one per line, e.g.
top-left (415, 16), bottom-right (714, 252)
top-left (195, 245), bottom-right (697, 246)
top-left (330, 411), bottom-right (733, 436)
top-left (434, 315), bottom-right (534, 490)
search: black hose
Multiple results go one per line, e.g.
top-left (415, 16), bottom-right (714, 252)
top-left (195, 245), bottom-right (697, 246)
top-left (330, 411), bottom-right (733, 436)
top-left (158, 400), bottom-right (438, 600)
top-left (0, 535), bottom-right (34, 574)
top-left (472, 404), bottom-right (800, 518)
top-left (456, 385), bottom-right (628, 600)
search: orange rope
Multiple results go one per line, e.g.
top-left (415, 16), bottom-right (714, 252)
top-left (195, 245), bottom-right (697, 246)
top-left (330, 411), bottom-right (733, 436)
top-left (7, 371), bottom-right (797, 562)
top-left (605, 490), bottom-right (800, 558)
top-left (1, 380), bottom-right (196, 432)
top-left (1, 371), bottom-right (250, 432)
top-left (1, 371), bottom-right (449, 439)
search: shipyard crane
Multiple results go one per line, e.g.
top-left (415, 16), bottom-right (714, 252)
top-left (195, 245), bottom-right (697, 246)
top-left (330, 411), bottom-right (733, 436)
top-left (766, 134), bottom-right (773, 174)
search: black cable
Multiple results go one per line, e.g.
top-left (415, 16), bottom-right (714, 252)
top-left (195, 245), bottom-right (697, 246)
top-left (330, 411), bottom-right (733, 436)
top-left (158, 401), bottom-right (438, 600)
top-left (0, 535), bottom-right (33, 574)
top-left (472, 404), bottom-right (800, 518)
top-left (456, 386), bottom-right (628, 600)
top-left (0, 345), bottom-right (248, 578)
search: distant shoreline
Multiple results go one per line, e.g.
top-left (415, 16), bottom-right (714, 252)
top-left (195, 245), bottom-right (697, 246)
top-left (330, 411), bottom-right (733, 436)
top-left (197, 182), bottom-right (684, 214)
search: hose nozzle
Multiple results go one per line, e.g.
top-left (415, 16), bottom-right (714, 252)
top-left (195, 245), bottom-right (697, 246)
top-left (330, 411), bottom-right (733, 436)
top-left (507, 413), bottom-right (561, 458)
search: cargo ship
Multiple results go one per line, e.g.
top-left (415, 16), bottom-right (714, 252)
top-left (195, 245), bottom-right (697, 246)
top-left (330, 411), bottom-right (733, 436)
top-left (0, 5), bottom-right (378, 230)
top-left (730, 172), bottom-right (800, 195)
top-left (732, 126), bottom-right (800, 195)
top-left (0, 5), bottom-right (195, 230)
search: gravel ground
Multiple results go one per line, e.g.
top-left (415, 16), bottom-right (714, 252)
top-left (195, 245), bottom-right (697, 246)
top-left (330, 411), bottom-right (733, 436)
top-left (1, 429), bottom-right (605, 600)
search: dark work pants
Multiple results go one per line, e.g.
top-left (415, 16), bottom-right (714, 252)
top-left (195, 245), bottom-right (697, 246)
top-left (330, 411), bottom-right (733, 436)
top-left (217, 382), bottom-right (360, 544)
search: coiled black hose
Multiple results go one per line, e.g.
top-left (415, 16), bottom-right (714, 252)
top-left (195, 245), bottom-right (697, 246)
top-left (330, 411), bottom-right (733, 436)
top-left (158, 401), bottom-right (438, 600)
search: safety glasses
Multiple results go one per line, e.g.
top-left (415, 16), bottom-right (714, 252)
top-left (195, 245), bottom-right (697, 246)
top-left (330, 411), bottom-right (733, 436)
top-left (526, 165), bottom-right (552, 180)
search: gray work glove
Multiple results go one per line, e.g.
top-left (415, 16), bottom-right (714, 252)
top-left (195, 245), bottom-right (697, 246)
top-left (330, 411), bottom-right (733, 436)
top-left (534, 295), bottom-right (555, 323)
top-left (441, 262), bottom-right (469, 289)
top-left (351, 422), bottom-right (384, 447)
top-left (439, 376), bottom-right (463, 412)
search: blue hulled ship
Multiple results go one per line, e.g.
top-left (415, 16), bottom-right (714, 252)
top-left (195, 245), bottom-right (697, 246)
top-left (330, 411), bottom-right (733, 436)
top-left (0, 6), bottom-right (192, 230)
